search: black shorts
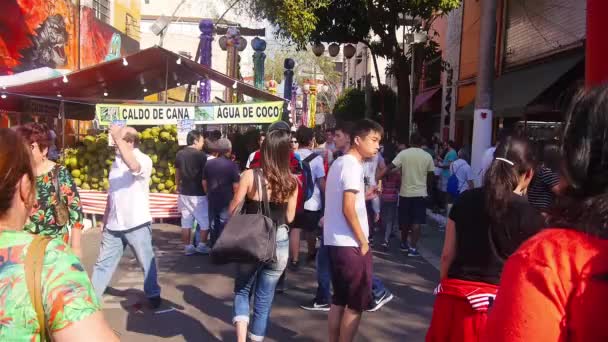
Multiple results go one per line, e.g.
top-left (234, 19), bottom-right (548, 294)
top-left (399, 196), bottom-right (427, 225)
top-left (328, 246), bottom-right (373, 312)
top-left (292, 210), bottom-right (322, 232)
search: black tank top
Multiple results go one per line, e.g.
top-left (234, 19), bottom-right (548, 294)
top-left (244, 198), bottom-right (288, 226)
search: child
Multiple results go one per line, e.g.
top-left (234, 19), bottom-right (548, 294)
top-left (380, 170), bottom-right (401, 249)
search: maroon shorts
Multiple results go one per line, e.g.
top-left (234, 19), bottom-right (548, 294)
top-left (328, 246), bottom-right (373, 312)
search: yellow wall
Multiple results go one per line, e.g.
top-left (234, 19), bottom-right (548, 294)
top-left (114, 0), bottom-right (141, 41)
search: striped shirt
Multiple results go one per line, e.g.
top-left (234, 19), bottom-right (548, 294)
top-left (527, 167), bottom-right (560, 210)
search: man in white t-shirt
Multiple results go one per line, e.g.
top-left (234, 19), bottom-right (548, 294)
top-left (291, 126), bottom-right (326, 270)
top-left (451, 149), bottom-right (475, 194)
top-left (363, 153), bottom-right (385, 226)
top-left (324, 119), bottom-right (383, 342)
top-left (91, 125), bottom-right (162, 309)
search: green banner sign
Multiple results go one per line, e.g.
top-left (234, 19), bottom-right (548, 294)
top-left (96, 101), bottom-right (283, 126)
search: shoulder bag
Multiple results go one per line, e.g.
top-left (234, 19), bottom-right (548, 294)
top-left (25, 235), bottom-right (52, 342)
top-left (211, 169), bottom-right (277, 264)
top-left (51, 165), bottom-right (69, 227)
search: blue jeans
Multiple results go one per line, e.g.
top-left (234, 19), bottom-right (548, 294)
top-left (382, 201), bottom-right (399, 243)
top-left (91, 224), bottom-right (161, 301)
top-left (209, 205), bottom-right (230, 247)
top-left (316, 241), bottom-right (388, 304)
top-left (233, 226), bottom-right (289, 341)
top-left (315, 240), bottom-right (332, 304)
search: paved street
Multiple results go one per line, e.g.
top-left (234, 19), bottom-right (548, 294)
top-left (81, 223), bottom-right (442, 341)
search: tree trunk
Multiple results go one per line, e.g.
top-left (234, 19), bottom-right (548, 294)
top-left (396, 56), bottom-right (411, 143)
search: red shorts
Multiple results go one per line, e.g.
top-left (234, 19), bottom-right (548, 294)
top-left (426, 278), bottom-right (498, 342)
top-left (328, 246), bottom-right (372, 312)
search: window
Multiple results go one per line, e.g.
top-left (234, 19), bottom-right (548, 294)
top-left (92, 0), bottom-right (110, 24)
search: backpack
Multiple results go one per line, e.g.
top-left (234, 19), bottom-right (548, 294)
top-left (295, 152), bottom-right (319, 212)
top-left (447, 162), bottom-right (464, 198)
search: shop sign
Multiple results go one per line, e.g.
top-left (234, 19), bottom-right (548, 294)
top-left (96, 102), bottom-right (283, 126)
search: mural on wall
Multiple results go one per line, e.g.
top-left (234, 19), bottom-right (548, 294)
top-left (113, 0), bottom-right (141, 40)
top-left (0, 0), bottom-right (78, 75)
top-left (79, 7), bottom-right (139, 68)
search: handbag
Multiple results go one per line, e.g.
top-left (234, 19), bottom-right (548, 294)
top-left (25, 235), bottom-right (52, 342)
top-left (51, 165), bottom-right (69, 227)
top-left (211, 169), bottom-right (277, 264)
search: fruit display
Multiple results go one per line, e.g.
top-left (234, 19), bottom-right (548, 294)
top-left (61, 125), bottom-right (179, 194)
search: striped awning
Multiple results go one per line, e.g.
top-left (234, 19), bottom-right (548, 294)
top-left (79, 189), bottom-right (179, 218)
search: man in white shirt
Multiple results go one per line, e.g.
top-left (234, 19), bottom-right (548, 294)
top-left (290, 126), bottom-right (326, 270)
top-left (451, 149), bottom-right (475, 195)
top-left (91, 125), bottom-right (162, 309)
top-left (325, 119), bottom-right (383, 342)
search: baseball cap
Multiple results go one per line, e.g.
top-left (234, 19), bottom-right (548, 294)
top-left (268, 121), bottom-right (291, 133)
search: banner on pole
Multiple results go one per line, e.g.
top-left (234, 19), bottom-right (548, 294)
top-left (177, 119), bottom-right (195, 146)
top-left (96, 102), bottom-right (283, 126)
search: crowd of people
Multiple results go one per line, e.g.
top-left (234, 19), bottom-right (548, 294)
top-left (1, 85), bottom-right (608, 341)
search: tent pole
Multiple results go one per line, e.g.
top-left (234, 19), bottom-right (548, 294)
top-left (60, 101), bottom-right (65, 149)
top-left (164, 58), bottom-right (169, 104)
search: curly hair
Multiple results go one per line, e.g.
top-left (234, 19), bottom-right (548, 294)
top-left (15, 122), bottom-right (51, 151)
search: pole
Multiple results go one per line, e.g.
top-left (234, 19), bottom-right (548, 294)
top-left (586, 0), bottom-right (608, 88)
top-left (409, 44), bottom-right (415, 138)
top-left (283, 58), bottom-right (295, 123)
top-left (164, 58), bottom-right (169, 103)
top-left (471, 0), bottom-right (498, 179)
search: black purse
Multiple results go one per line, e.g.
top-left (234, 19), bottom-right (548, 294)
top-left (211, 169), bottom-right (277, 264)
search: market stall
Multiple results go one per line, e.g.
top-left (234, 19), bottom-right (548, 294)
top-left (1, 46), bottom-right (287, 221)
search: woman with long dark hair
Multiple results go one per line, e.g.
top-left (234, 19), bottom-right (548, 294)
top-left (484, 85), bottom-right (608, 341)
top-left (229, 129), bottom-right (298, 342)
top-left (0, 128), bottom-right (117, 341)
top-left (426, 136), bottom-right (543, 341)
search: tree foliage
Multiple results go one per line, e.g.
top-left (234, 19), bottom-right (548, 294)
top-left (239, 0), bottom-right (330, 48)
top-left (264, 48), bottom-right (341, 86)
top-left (333, 86), bottom-right (397, 124)
top-left (333, 88), bottom-right (366, 122)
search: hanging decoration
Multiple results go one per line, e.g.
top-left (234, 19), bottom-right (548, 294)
top-left (252, 37), bottom-right (267, 90)
top-left (302, 83), bottom-right (310, 127)
top-left (266, 80), bottom-right (277, 95)
top-left (198, 19), bottom-right (214, 103)
top-left (291, 85), bottom-right (298, 126)
top-left (223, 27), bottom-right (245, 102)
top-left (308, 84), bottom-right (317, 127)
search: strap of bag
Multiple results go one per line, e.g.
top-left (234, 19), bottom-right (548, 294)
top-left (25, 235), bottom-right (51, 342)
top-left (303, 152), bottom-right (319, 164)
top-left (254, 169), bottom-right (271, 217)
top-left (52, 165), bottom-right (64, 206)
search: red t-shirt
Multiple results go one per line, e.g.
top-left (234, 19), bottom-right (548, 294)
top-left (483, 228), bottom-right (608, 342)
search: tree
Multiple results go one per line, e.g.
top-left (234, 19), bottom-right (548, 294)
top-left (238, 0), bottom-right (330, 46)
top-left (333, 88), bottom-right (366, 122)
top-left (243, 0), bottom-right (460, 140)
top-left (333, 86), bottom-right (396, 125)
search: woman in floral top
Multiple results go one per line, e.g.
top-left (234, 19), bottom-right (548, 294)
top-left (16, 123), bottom-right (84, 258)
top-left (0, 128), bottom-right (117, 341)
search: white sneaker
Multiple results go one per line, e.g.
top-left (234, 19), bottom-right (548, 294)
top-left (195, 243), bottom-right (210, 254)
top-left (184, 245), bottom-right (197, 256)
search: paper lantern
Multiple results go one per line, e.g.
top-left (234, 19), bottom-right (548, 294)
top-left (328, 43), bottom-right (340, 57)
top-left (312, 43), bottom-right (325, 57)
top-left (343, 44), bottom-right (356, 59)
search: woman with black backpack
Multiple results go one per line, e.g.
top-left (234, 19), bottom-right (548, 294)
top-left (228, 128), bottom-right (298, 342)
top-left (426, 136), bottom-right (544, 341)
